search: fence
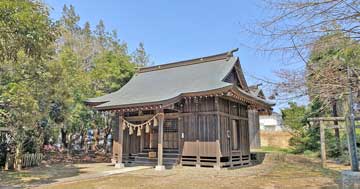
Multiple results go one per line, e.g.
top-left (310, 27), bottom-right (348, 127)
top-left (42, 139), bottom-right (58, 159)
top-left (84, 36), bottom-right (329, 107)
top-left (4, 152), bottom-right (43, 170)
top-left (22, 153), bottom-right (43, 167)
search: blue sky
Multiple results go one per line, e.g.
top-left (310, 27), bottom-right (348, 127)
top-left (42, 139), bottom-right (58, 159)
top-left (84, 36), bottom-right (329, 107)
top-left (44, 0), bottom-right (292, 112)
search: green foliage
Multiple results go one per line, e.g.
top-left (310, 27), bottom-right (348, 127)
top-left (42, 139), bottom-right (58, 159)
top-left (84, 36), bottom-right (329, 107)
top-left (132, 42), bottom-right (150, 67)
top-left (53, 6), bottom-right (136, 147)
top-left (260, 146), bottom-right (292, 154)
top-left (282, 100), bottom-right (358, 160)
top-left (0, 0), bottom-right (58, 61)
top-left (282, 101), bottom-right (324, 154)
top-left (0, 1), bottom-right (61, 168)
top-left (90, 51), bottom-right (135, 94)
top-left (306, 32), bottom-right (360, 103)
top-left (0, 1), bottom-right (141, 166)
top-left (304, 31), bottom-right (360, 161)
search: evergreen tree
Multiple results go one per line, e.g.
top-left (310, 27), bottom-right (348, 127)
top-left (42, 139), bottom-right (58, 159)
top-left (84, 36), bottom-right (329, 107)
top-left (132, 42), bottom-right (150, 67)
top-left (95, 20), bottom-right (107, 49)
top-left (61, 5), bottom-right (80, 33)
top-left (0, 0), bottom-right (58, 169)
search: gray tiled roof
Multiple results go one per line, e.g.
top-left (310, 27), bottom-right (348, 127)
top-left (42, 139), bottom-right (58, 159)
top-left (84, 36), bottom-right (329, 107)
top-left (87, 57), bottom-right (237, 109)
top-left (86, 52), bottom-right (273, 110)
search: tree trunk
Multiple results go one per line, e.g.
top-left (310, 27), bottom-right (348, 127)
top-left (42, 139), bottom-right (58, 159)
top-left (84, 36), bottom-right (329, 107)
top-left (36, 128), bottom-right (44, 153)
top-left (332, 100), bottom-right (341, 155)
top-left (84, 133), bottom-right (88, 154)
top-left (95, 129), bottom-right (100, 147)
top-left (80, 131), bottom-right (85, 149)
top-left (61, 128), bottom-right (68, 148)
top-left (92, 129), bottom-right (100, 151)
top-left (103, 127), bottom-right (112, 153)
top-left (14, 143), bottom-right (22, 171)
top-left (104, 133), bottom-right (109, 153)
top-left (67, 134), bottom-right (73, 159)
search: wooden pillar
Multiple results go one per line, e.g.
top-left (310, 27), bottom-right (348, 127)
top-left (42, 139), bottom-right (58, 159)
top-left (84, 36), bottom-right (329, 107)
top-left (319, 121), bottom-right (326, 168)
top-left (196, 139), bottom-right (200, 168)
top-left (215, 140), bottom-right (221, 170)
top-left (115, 114), bottom-right (125, 168)
top-left (228, 100), bottom-right (233, 168)
top-left (140, 127), bottom-right (144, 152)
top-left (248, 109), bottom-right (261, 149)
top-left (229, 132), bottom-right (233, 168)
top-left (155, 111), bottom-right (165, 171)
top-left (345, 65), bottom-right (359, 172)
top-left (215, 97), bottom-right (221, 169)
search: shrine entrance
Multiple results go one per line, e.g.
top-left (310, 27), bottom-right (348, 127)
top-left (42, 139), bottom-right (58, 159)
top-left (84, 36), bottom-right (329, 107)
top-left (143, 119), bottom-right (179, 150)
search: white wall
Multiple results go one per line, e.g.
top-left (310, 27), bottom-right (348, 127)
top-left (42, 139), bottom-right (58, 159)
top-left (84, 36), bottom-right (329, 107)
top-left (259, 113), bottom-right (285, 132)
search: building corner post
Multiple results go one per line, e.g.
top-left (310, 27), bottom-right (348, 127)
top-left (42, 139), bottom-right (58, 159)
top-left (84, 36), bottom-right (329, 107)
top-left (115, 114), bottom-right (125, 168)
top-left (155, 111), bottom-right (165, 171)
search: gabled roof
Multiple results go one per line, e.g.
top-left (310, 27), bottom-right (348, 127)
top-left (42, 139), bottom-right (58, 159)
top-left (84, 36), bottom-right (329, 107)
top-left (86, 49), bottom-right (273, 110)
top-left (249, 85), bottom-right (266, 100)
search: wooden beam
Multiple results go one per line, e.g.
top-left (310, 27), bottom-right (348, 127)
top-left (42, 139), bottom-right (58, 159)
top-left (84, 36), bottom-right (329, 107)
top-left (308, 117), bottom-right (360, 122)
top-left (313, 125), bottom-right (360, 129)
top-left (308, 117), bottom-right (345, 121)
top-left (124, 111), bottom-right (248, 122)
top-left (325, 125), bottom-right (343, 129)
top-left (124, 113), bottom-right (180, 121)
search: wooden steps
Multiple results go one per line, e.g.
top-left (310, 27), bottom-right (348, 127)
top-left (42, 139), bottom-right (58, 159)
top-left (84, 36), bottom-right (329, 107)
top-left (181, 154), bottom-right (251, 168)
top-left (130, 149), bottom-right (180, 167)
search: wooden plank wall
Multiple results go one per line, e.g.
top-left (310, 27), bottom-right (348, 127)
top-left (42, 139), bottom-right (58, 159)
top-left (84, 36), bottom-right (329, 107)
top-left (181, 97), bottom-right (217, 142)
top-left (123, 129), bottom-right (141, 154)
top-left (240, 120), bottom-right (250, 155)
top-left (217, 98), bottom-right (250, 157)
top-left (248, 109), bottom-right (261, 149)
top-left (219, 115), bottom-right (230, 156)
top-left (112, 114), bottom-right (141, 159)
top-left (181, 97), bottom-right (218, 157)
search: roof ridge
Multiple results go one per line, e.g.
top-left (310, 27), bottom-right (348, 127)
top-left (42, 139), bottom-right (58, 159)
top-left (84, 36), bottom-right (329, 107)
top-left (138, 48), bottom-right (238, 73)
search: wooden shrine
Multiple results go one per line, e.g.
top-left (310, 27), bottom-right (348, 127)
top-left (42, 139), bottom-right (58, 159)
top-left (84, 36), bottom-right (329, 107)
top-left (86, 49), bottom-right (273, 169)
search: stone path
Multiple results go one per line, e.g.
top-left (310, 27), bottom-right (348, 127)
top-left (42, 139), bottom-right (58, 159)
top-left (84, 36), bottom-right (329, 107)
top-left (35, 164), bottom-right (150, 188)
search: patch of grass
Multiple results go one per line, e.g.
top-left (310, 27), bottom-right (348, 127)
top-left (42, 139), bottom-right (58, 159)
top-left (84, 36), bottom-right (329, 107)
top-left (260, 146), bottom-right (293, 154)
top-left (303, 150), bottom-right (320, 158)
top-left (0, 163), bottom-right (80, 188)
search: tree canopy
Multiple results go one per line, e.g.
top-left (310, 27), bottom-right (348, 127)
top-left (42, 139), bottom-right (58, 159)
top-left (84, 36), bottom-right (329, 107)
top-left (0, 0), bottom-right (148, 169)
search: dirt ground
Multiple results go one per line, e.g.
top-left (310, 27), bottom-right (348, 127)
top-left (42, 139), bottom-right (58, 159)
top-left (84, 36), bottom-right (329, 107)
top-left (36, 154), bottom-right (343, 189)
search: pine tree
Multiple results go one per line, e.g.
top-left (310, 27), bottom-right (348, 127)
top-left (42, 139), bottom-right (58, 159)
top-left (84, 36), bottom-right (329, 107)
top-left (95, 20), bottom-right (107, 49)
top-left (61, 5), bottom-right (80, 33)
top-left (132, 42), bottom-right (150, 67)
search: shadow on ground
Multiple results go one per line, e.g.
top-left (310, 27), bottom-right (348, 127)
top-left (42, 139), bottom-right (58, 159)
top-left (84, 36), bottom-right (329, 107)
top-left (1, 152), bottom-right (345, 189)
top-left (0, 163), bottom-right (84, 189)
